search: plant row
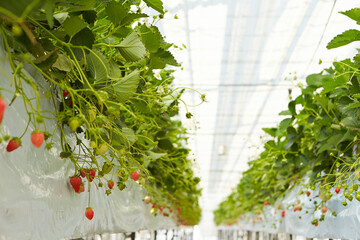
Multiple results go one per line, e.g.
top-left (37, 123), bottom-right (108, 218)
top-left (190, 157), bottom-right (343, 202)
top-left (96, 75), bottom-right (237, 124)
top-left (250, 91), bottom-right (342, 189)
top-left (0, 0), bottom-right (202, 225)
top-left (214, 7), bottom-right (360, 227)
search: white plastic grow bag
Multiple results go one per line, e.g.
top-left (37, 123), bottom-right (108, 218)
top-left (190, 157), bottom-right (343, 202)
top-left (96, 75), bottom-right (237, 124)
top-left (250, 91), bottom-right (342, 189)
top-left (0, 41), bottom-right (175, 240)
top-left (237, 183), bottom-right (360, 239)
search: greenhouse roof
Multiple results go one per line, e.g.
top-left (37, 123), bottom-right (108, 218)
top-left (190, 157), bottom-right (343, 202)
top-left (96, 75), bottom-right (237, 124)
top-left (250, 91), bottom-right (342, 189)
top-left (160, 0), bottom-right (360, 238)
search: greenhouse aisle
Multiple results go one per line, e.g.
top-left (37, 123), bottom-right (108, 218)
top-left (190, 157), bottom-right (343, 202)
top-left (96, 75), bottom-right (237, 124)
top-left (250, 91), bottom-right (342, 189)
top-left (160, 0), bottom-right (360, 239)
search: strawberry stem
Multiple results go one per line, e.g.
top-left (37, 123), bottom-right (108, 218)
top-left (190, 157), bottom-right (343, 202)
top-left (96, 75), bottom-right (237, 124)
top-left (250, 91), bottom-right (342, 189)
top-left (19, 116), bottom-right (31, 139)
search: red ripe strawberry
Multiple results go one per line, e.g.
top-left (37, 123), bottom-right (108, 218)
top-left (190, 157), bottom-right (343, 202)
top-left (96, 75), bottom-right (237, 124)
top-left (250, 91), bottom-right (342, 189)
top-left (163, 212), bottom-right (167, 217)
top-left (306, 191), bottom-right (311, 197)
top-left (63, 91), bottom-right (70, 97)
top-left (159, 206), bottom-right (163, 211)
top-left (31, 131), bottom-right (45, 148)
top-left (281, 209), bottom-right (285, 218)
top-left (335, 187), bottom-right (340, 194)
top-left (322, 206), bottom-right (327, 213)
top-left (70, 176), bottom-right (82, 192)
top-left (88, 169), bottom-right (96, 182)
top-left (76, 183), bottom-right (85, 193)
top-left (0, 97), bottom-right (6, 124)
top-left (152, 203), bottom-right (156, 209)
top-left (85, 207), bottom-right (94, 220)
top-left (170, 209), bottom-right (173, 213)
top-left (6, 137), bottom-right (21, 152)
top-left (80, 169), bottom-right (87, 178)
top-left (107, 180), bottom-right (114, 189)
top-left (177, 208), bottom-right (181, 212)
top-left (293, 205), bottom-right (298, 212)
top-left (131, 171), bottom-right (139, 181)
top-left (63, 91), bottom-right (72, 106)
top-left (264, 201), bottom-right (269, 206)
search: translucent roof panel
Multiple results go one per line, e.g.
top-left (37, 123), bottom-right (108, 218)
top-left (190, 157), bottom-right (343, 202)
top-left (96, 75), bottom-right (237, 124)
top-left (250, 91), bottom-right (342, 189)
top-left (158, 0), bottom-right (360, 239)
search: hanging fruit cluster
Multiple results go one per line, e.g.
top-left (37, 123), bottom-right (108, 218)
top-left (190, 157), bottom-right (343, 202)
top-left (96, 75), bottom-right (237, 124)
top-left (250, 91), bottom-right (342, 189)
top-left (0, 0), bottom-right (202, 224)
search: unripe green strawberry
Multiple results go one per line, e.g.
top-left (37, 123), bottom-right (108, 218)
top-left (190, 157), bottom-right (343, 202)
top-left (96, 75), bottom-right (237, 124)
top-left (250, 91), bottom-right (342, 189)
top-left (87, 107), bottom-right (96, 123)
top-left (101, 162), bottom-right (113, 174)
top-left (68, 118), bottom-right (81, 132)
top-left (90, 141), bottom-right (97, 148)
top-left (96, 143), bottom-right (108, 155)
top-left (356, 192), bottom-right (360, 202)
top-left (11, 24), bottom-right (22, 36)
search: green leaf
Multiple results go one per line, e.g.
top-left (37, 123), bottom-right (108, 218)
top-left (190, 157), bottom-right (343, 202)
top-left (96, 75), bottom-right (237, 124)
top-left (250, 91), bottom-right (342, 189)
top-left (262, 128), bottom-right (277, 137)
top-left (34, 50), bottom-right (58, 71)
top-left (288, 100), bottom-right (296, 115)
top-left (71, 27), bottom-right (95, 49)
top-left (345, 101), bottom-right (360, 109)
top-left (65, 0), bottom-right (96, 12)
top-left (140, 25), bottom-right (161, 53)
top-left (53, 12), bottom-right (69, 24)
top-left (340, 8), bottom-right (360, 24)
top-left (106, 1), bottom-right (127, 25)
top-left (86, 50), bottom-right (110, 83)
top-left (121, 13), bottom-right (148, 26)
top-left (340, 129), bottom-right (356, 143)
top-left (327, 29), bottom-right (360, 49)
top-left (150, 49), bottom-right (178, 69)
top-left (117, 32), bottom-right (146, 62)
top-left (43, 0), bottom-right (55, 28)
top-left (158, 138), bottom-right (173, 150)
top-left (152, 49), bottom-right (178, 66)
top-left (62, 16), bottom-right (87, 37)
top-left (143, 0), bottom-right (164, 13)
top-left (0, 0), bottom-right (44, 17)
top-left (106, 70), bottom-right (140, 102)
top-left (341, 116), bottom-right (360, 129)
top-left (306, 73), bottom-right (326, 87)
top-left (277, 118), bottom-right (292, 135)
top-left (122, 128), bottom-right (136, 145)
top-left (147, 151), bottom-right (167, 160)
top-left (322, 75), bottom-right (348, 93)
top-left (109, 60), bottom-right (123, 78)
top-left (278, 110), bottom-right (291, 116)
top-left (52, 54), bottom-right (71, 72)
top-left (112, 128), bottom-right (136, 148)
top-left (82, 11), bottom-right (97, 24)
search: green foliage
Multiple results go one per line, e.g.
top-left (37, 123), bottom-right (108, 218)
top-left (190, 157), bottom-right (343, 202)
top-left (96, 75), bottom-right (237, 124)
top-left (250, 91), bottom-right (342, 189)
top-left (214, 7), bottom-right (360, 226)
top-left (0, 0), bottom-right (202, 225)
top-left (327, 29), bottom-right (360, 49)
top-left (143, 0), bottom-right (164, 13)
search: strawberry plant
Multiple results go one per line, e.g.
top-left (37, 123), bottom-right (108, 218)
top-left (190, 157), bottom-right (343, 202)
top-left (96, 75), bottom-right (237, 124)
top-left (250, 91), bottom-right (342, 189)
top-left (0, 0), bottom-right (203, 225)
top-left (214, 7), bottom-right (360, 227)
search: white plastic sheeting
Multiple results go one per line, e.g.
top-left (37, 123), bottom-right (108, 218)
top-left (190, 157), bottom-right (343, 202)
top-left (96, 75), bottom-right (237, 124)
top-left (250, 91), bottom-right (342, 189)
top-left (0, 43), bottom-right (175, 239)
top-left (238, 184), bottom-right (360, 239)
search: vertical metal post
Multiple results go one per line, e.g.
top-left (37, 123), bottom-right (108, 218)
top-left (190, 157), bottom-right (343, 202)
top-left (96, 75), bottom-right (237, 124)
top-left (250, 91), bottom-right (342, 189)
top-left (131, 232), bottom-right (135, 240)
